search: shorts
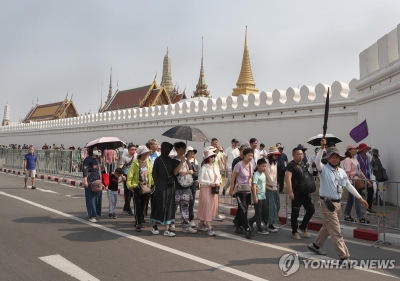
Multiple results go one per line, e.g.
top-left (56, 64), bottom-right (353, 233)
top-left (25, 170), bottom-right (36, 178)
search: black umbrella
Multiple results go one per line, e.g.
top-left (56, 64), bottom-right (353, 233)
top-left (323, 87), bottom-right (330, 138)
top-left (162, 126), bottom-right (210, 142)
top-left (307, 134), bottom-right (342, 146)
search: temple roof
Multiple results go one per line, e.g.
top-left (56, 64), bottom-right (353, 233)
top-left (101, 80), bottom-right (174, 112)
top-left (22, 99), bottom-right (78, 123)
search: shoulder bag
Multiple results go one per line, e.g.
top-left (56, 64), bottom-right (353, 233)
top-left (160, 158), bottom-right (175, 187)
top-left (91, 159), bottom-right (103, 192)
top-left (236, 163), bottom-right (253, 193)
top-left (139, 160), bottom-right (152, 195)
top-left (123, 157), bottom-right (134, 175)
top-left (210, 165), bottom-right (220, 194)
top-left (298, 163), bottom-right (316, 195)
top-left (177, 160), bottom-right (194, 188)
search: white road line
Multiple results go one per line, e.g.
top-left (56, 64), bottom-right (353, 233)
top-left (36, 188), bottom-right (59, 194)
top-left (39, 254), bottom-right (99, 281)
top-left (0, 191), bottom-right (267, 281)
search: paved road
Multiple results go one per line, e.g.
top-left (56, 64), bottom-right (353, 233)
top-left (1, 172), bottom-right (400, 281)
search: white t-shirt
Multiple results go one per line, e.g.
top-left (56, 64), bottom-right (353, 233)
top-left (252, 148), bottom-right (261, 168)
top-left (225, 146), bottom-right (239, 170)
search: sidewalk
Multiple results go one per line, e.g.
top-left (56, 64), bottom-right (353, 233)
top-left (2, 166), bottom-right (400, 246)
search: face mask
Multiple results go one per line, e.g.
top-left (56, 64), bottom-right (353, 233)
top-left (30, 150), bottom-right (34, 154)
top-left (93, 150), bottom-right (99, 156)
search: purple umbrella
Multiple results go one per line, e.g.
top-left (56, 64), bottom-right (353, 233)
top-left (86, 137), bottom-right (125, 150)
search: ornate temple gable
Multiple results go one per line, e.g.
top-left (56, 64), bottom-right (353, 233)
top-left (22, 98), bottom-right (78, 123)
top-left (142, 85), bottom-right (172, 107)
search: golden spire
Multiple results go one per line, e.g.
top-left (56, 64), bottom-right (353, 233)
top-left (232, 26), bottom-right (258, 96)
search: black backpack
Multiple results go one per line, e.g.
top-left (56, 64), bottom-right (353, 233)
top-left (296, 163), bottom-right (316, 195)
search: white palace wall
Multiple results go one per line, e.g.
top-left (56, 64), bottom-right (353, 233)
top-left (0, 80), bottom-right (358, 156)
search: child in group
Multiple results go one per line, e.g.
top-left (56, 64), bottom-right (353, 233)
top-left (251, 158), bottom-right (269, 235)
top-left (107, 168), bottom-right (126, 219)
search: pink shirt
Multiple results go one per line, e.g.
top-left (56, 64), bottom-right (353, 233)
top-left (343, 157), bottom-right (360, 178)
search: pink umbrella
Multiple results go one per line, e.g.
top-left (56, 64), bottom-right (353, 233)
top-left (86, 137), bottom-right (125, 150)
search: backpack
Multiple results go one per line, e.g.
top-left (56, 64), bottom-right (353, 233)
top-left (296, 163), bottom-right (316, 195)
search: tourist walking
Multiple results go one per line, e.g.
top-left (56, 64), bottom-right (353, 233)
top-left (172, 142), bottom-right (197, 234)
top-left (343, 144), bottom-right (370, 224)
top-left (119, 144), bottom-right (136, 216)
top-left (250, 158), bottom-right (269, 235)
top-left (264, 146), bottom-right (281, 233)
top-left (308, 139), bottom-right (368, 267)
top-left (23, 145), bottom-right (37, 189)
top-left (229, 148), bottom-right (255, 239)
top-left (83, 146), bottom-right (103, 223)
top-left (126, 145), bottom-right (153, 231)
top-left (197, 150), bottom-right (221, 236)
top-left (222, 139), bottom-right (239, 196)
top-left (151, 142), bottom-right (176, 237)
top-left (277, 145), bottom-right (288, 193)
top-left (107, 168), bottom-right (125, 219)
top-left (371, 148), bottom-right (384, 205)
top-left (286, 146), bottom-right (315, 239)
top-left (356, 143), bottom-right (376, 215)
top-left (186, 146), bottom-right (199, 227)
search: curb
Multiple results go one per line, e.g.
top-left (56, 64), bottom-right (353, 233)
top-left (0, 168), bottom-right (123, 194)
top-left (217, 203), bottom-right (398, 246)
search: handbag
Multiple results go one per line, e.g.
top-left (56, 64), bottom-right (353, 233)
top-left (353, 175), bottom-right (367, 191)
top-left (139, 182), bottom-right (152, 195)
top-left (236, 163), bottom-right (252, 193)
top-left (102, 165), bottom-right (110, 187)
top-left (91, 159), bottom-right (103, 192)
top-left (380, 167), bottom-right (389, 182)
top-left (160, 158), bottom-right (175, 187)
top-left (211, 186), bottom-right (220, 194)
top-left (177, 161), bottom-right (194, 188)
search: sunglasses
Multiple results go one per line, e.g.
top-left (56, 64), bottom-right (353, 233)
top-left (209, 155), bottom-right (216, 158)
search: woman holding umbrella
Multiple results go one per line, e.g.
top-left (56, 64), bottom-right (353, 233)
top-left (83, 145), bottom-right (103, 223)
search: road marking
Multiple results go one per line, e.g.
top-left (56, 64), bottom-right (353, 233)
top-left (39, 254), bottom-right (99, 281)
top-left (36, 188), bottom-right (59, 194)
top-left (0, 191), bottom-right (267, 281)
top-left (1, 190), bottom-right (398, 279)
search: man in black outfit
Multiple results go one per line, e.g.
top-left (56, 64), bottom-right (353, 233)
top-left (285, 147), bottom-right (315, 240)
top-left (277, 145), bottom-right (288, 193)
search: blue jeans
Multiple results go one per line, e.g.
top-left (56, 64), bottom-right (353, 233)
top-left (344, 193), bottom-right (363, 219)
top-left (85, 186), bottom-right (102, 218)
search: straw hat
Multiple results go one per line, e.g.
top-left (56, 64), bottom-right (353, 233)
top-left (267, 146), bottom-right (281, 157)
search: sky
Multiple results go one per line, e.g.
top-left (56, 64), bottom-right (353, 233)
top-left (1, 0), bottom-right (400, 122)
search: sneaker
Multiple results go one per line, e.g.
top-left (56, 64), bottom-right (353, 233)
top-left (213, 214), bottom-right (224, 221)
top-left (359, 217), bottom-right (370, 224)
top-left (163, 230), bottom-right (176, 237)
top-left (151, 226), bottom-right (160, 235)
top-left (207, 227), bottom-right (216, 236)
top-left (366, 208), bottom-right (376, 215)
top-left (127, 211), bottom-right (133, 216)
top-left (245, 229), bottom-right (255, 239)
top-left (31, 186), bottom-right (36, 189)
top-left (108, 213), bottom-right (113, 219)
top-left (135, 224), bottom-right (142, 232)
top-left (298, 228), bottom-right (311, 238)
top-left (344, 215), bottom-right (356, 222)
top-left (235, 226), bottom-right (245, 234)
top-left (183, 226), bottom-right (197, 234)
top-left (112, 213), bottom-right (117, 219)
top-left (292, 232), bottom-right (301, 240)
top-left (258, 228), bottom-right (269, 235)
top-left (169, 224), bottom-right (176, 232)
top-left (267, 225), bottom-right (278, 233)
top-left (189, 220), bottom-right (196, 228)
top-left (88, 218), bottom-right (97, 223)
top-left (308, 243), bottom-right (327, 255)
top-left (197, 223), bottom-right (208, 232)
top-left (339, 258), bottom-right (357, 268)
